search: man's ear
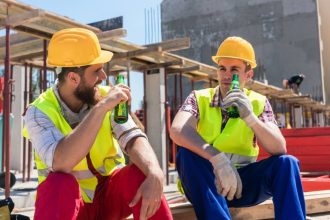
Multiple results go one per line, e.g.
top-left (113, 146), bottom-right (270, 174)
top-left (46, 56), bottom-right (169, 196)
top-left (247, 69), bottom-right (254, 79)
top-left (67, 72), bottom-right (81, 85)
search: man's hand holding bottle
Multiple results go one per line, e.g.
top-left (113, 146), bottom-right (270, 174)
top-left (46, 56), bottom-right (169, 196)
top-left (223, 89), bottom-right (258, 127)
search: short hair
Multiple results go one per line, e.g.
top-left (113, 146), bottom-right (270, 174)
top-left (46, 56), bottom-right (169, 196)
top-left (57, 65), bottom-right (90, 83)
top-left (244, 62), bottom-right (251, 72)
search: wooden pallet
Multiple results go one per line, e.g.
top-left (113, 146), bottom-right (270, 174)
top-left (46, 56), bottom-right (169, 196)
top-left (166, 190), bottom-right (330, 220)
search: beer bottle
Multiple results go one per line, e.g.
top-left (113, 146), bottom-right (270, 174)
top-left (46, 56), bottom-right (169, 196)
top-left (227, 73), bottom-right (240, 118)
top-left (114, 74), bottom-right (128, 123)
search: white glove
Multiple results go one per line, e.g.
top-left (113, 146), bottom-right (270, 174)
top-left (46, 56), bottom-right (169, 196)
top-left (222, 89), bottom-right (258, 127)
top-left (111, 114), bottom-right (147, 153)
top-left (209, 153), bottom-right (242, 201)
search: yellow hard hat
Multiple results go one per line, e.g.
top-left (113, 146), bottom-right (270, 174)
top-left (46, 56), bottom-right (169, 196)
top-left (212, 36), bottom-right (257, 68)
top-left (47, 28), bottom-right (113, 67)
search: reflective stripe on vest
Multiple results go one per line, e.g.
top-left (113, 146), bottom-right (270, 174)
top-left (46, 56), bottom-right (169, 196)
top-left (38, 168), bottom-right (49, 177)
top-left (81, 187), bottom-right (96, 201)
top-left (23, 86), bottom-right (125, 203)
top-left (195, 88), bottom-right (265, 158)
top-left (71, 170), bottom-right (94, 180)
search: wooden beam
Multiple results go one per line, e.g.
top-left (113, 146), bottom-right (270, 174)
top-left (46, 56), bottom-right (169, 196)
top-left (199, 65), bottom-right (217, 77)
top-left (0, 0), bottom-right (100, 32)
top-left (112, 46), bottom-right (162, 60)
top-left (268, 89), bottom-right (295, 97)
top-left (192, 75), bottom-right (213, 82)
top-left (285, 95), bottom-right (311, 100)
top-left (143, 37), bottom-right (190, 52)
top-left (97, 28), bottom-right (127, 42)
top-left (159, 190), bottom-right (330, 220)
top-left (166, 65), bottom-right (200, 74)
top-left (0, 32), bottom-right (36, 48)
top-left (0, 38), bottom-right (43, 59)
top-left (0, 9), bottom-right (45, 28)
top-left (166, 52), bottom-right (217, 76)
top-left (14, 25), bottom-right (53, 39)
top-left (285, 95), bottom-right (312, 103)
top-left (12, 51), bottom-right (44, 62)
top-left (137, 60), bottom-right (183, 71)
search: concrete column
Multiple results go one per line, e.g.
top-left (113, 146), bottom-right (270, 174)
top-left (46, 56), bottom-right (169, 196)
top-left (10, 65), bottom-right (24, 171)
top-left (294, 106), bottom-right (303, 128)
top-left (317, 112), bottom-right (325, 127)
top-left (145, 68), bottom-right (166, 173)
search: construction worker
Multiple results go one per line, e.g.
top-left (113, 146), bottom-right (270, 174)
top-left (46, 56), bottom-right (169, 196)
top-left (170, 36), bottom-right (306, 219)
top-left (23, 28), bottom-right (173, 220)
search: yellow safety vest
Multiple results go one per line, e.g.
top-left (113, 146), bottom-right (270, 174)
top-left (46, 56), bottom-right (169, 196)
top-left (195, 88), bottom-right (265, 159)
top-left (23, 86), bottom-right (125, 203)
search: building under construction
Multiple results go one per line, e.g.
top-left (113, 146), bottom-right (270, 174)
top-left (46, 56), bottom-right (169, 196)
top-left (0, 0), bottom-right (329, 219)
top-left (161, 0), bottom-right (330, 105)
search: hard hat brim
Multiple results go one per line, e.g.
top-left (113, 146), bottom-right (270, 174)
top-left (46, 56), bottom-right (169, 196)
top-left (212, 55), bottom-right (257, 69)
top-left (90, 50), bottom-right (113, 66)
top-left (47, 49), bottom-right (113, 67)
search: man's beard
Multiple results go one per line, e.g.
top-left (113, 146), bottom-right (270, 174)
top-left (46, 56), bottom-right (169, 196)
top-left (74, 79), bottom-right (101, 105)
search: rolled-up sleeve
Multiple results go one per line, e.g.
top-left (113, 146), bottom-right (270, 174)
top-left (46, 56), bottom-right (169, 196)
top-left (24, 106), bottom-right (64, 169)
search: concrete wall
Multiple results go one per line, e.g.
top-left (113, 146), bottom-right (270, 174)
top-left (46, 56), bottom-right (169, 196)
top-left (162, 0), bottom-right (324, 101)
top-left (317, 0), bottom-right (330, 104)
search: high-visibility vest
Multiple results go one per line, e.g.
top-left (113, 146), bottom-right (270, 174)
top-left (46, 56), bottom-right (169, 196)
top-left (195, 88), bottom-right (265, 163)
top-left (23, 86), bottom-right (125, 203)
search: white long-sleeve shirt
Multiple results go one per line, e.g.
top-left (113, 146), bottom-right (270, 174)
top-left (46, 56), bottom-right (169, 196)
top-left (24, 83), bottom-right (91, 169)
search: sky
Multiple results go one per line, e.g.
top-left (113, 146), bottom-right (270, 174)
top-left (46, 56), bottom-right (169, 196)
top-left (20, 0), bottom-right (163, 111)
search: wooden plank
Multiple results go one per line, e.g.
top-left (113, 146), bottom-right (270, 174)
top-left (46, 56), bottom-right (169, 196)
top-left (0, 0), bottom-right (100, 32)
top-left (192, 75), bottom-right (212, 82)
top-left (97, 28), bottom-right (127, 41)
top-left (12, 51), bottom-right (44, 62)
top-left (167, 65), bottom-right (200, 74)
top-left (285, 95), bottom-right (311, 100)
top-left (112, 46), bottom-right (162, 60)
top-left (0, 32), bottom-right (36, 47)
top-left (162, 191), bottom-right (330, 220)
top-left (14, 25), bottom-right (53, 39)
top-left (0, 9), bottom-right (45, 28)
top-left (0, 38), bottom-right (43, 59)
top-left (199, 65), bottom-right (217, 77)
top-left (144, 37), bottom-right (190, 52)
top-left (136, 60), bottom-right (183, 71)
top-left (111, 38), bottom-right (189, 60)
top-left (166, 52), bottom-right (217, 76)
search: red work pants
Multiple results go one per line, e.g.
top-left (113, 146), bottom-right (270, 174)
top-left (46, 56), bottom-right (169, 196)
top-left (34, 164), bottom-right (173, 220)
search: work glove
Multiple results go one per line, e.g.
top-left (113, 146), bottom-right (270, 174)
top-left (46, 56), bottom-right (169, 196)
top-left (209, 152), bottom-right (242, 201)
top-left (222, 89), bottom-right (258, 127)
top-left (111, 114), bottom-right (147, 153)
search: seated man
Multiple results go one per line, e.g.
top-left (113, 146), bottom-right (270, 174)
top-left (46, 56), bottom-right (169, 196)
top-left (23, 28), bottom-right (173, 220)
top-left (170, 36), bottom-right (306, 220)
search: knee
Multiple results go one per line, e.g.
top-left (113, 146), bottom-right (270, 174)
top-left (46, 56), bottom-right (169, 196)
top-left (37, 172), bottom-right (80, 201)
top-left (277, 154), bottom-right (299, 164)
top-left (45, 172), bottom-right (78, 188)
top-left (273, 155), bottom-right (300, 170)
top-left (126, 164), bottom-right (146, 188)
